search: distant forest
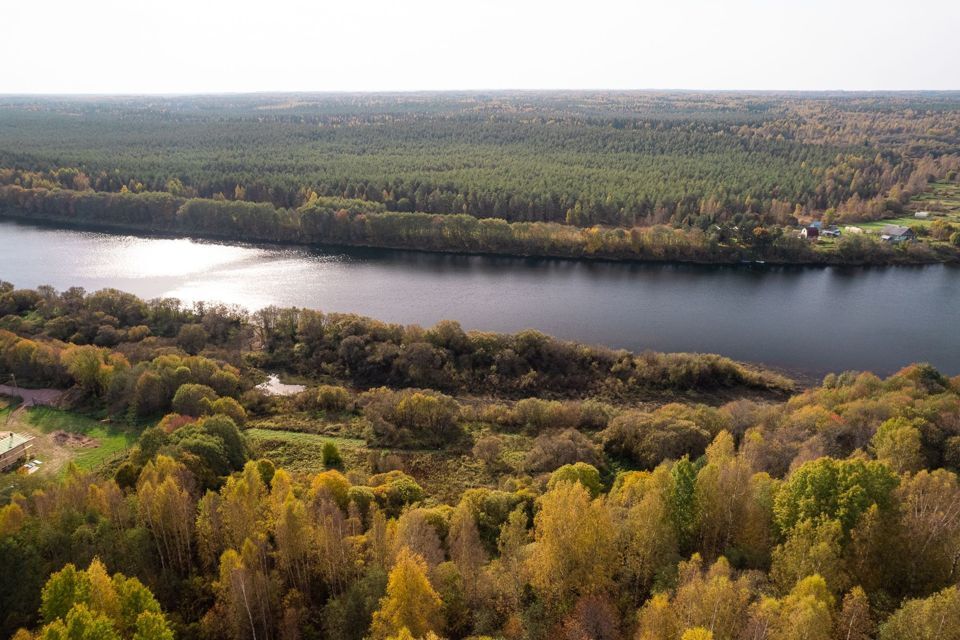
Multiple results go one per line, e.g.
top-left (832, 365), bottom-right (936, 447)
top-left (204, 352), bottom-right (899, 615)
top-left (1, 92), bottom-right (959, 229)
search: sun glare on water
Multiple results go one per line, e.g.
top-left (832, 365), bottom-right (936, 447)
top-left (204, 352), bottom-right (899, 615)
top-left (88, 236), bottom-right (263, 279)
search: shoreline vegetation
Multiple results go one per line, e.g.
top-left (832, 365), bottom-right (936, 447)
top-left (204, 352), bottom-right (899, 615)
top-left (0, 284), bottom-right (794, 404)
top-left (2, 284), bottom-right (960, 640)
top-left (2, 185), bottom-right (959, 266)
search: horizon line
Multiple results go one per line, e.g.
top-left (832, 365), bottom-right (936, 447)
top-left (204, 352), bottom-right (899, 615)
top-left (3, 87), bottom-right (960, 98)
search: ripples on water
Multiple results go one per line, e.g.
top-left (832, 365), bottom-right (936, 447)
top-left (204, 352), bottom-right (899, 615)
top-left (1, 219), bottom-right (958, 378)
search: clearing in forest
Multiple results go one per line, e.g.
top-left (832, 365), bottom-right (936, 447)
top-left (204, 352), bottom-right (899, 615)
top-left (0, 405), bottom-right (135, 478)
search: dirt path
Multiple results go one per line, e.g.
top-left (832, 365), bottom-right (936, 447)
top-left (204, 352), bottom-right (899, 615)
top-left (0, 385), bottom-right (63, 407)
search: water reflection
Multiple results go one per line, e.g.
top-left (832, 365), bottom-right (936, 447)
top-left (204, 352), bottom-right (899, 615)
top-left (257, 375), bottom-right (306, 396)
top-left (1, 218), bottom-right (959, 378)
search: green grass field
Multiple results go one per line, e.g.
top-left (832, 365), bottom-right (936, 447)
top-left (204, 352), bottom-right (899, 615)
top-left (244, 428), bottom-right (364, 448)
top-left (13, 407), bottom-right (136, 473)
top-left (848, 182), bottom-right (960, 237)
top-left (245, 427), bottom-right (366, 474)
top-left (911, 180), bottom-right (960, 212)
top-left (857, 216), bottom-right (934, 231)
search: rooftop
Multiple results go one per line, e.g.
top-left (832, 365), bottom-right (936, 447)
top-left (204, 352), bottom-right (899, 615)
top-left (881, 224), bottom-right (912, 236)
top-left (0, 431), bottom-right (33, 453)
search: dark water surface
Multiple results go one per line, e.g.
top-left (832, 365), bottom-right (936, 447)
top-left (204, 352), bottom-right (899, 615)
top-left (2, 219), bottom-right (958, 378)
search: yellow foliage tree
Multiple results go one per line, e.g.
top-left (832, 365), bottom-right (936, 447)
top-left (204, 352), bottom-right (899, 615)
top-left (527, 480), bottom-right (616, 612)
top-left (370, 547), bottom-right (444, 640)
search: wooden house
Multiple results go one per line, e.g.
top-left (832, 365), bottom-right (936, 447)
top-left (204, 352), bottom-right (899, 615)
top-left (0, 431), bottom-right (34, 472)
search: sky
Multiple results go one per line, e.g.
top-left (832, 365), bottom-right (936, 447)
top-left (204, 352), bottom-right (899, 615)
top-left (3, 0), bottom-right (958, 94)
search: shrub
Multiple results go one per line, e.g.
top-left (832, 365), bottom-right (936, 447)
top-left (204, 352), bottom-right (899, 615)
top-left (525, 428), bottom-right (602, 473)
top-left (368, 470), bottom-right (426, 516)
top-left (323, 442), bottom-right (344, 468)
top-left (209, 370), bottom-right (240, 397)
top-left (195, 414), bottom-right (248, 470)
top-left (176, 324), bottom-right (208, 355)
top-left (317, 385), bottom-right (352, 412)
top-left (362, 388), bottom-right (463, 448)
top-left (171, 383), bottom-right (217, 417)
top-left (548, 462), bottom-right (603, 497)
top-left (601, 408), bottom-right (711, 469)
top-left (126, 325), bottom-right (152, 342)
top-left (210, 396), bottom-right (248, 425)
top-left (576, 399), bottom-right (616, 430)
top-left (472, 435), bottom-right (503, 466)
top-left (511, 398), bottom-right (579, 432)
top-left (157, 413), bottom-right (197, 433)
top-left (93, 324), bottom-right (123, 347)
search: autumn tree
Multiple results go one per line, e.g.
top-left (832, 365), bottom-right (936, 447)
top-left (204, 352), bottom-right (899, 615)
top-left (136, 456), bottom-right (195, 574)
top-left (749, 575), bottom-right (835, 640)
top-left (33, 559), bottom-right (171, 640)
top-left (771, 519), bottom-right (847, 595)
top-left (611, 467), bottom-right (679, 601)
top-left (871, 417), bottom-right (924, 473)
top-left (370, 548), bottom-right (444, 640)
top-left (448, 501), bottom-right (487, 600)
top-left (878, 586), bottom-right (960, 640)
top-left (215, 539), bottom-right (280, 640)
top-left (895, 469), bottom-right (960, 594)
top-left (833, 587), bottom-right (874, 640)
top-left (635, 555), bottom-right (751, 640)
top-left (528, 480), bottom-right (616, 614)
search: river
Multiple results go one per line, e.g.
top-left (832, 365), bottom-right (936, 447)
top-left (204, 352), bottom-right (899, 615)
top-left (1, 218), bottom-right (958, 379)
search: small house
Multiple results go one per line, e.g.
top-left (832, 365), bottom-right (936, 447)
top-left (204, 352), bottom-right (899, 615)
top-left (799, 226), bottom-right (820, 241)
top-left (915, 211), bottom-right (931, 219)
top-left (0, 431), bottom-right (34, 472)
top-left (880, 225), bottom-right (915, 243)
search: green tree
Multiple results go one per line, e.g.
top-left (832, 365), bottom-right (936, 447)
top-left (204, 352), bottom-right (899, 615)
top-left (39, 605), bottom-right (120, 640)
top-left (871, 417), bottom-right (924, 473)
top-left (773, 458), bottom-right (899, 536)
top-left (41, 564), bottom-right (90, 625)
top-left (35, 560), bottom-right (170, 640)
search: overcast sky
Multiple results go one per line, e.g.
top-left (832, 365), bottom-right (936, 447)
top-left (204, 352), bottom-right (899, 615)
top-left (3, 0), bottom-right (958, 94)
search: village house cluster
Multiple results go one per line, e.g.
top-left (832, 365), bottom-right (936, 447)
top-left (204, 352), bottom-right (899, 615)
top-left (798, 219), bottom-right (919, 243)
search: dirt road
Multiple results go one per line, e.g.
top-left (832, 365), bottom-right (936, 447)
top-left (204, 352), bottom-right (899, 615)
top-left (0, 385), bottom-right (63, 407)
